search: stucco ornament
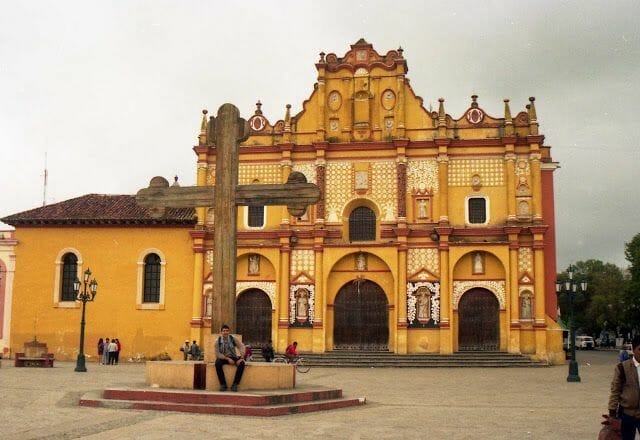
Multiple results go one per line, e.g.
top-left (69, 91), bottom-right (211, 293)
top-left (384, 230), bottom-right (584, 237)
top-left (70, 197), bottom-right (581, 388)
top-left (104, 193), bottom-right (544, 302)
top-left (452, 281), bottom-right (505, 310)
top-left (236, 282), bottom-right (276, 310)
top-left (289, 284), bottom-right (315, 324)
top-left (407, 281), bottom-right (440, 324)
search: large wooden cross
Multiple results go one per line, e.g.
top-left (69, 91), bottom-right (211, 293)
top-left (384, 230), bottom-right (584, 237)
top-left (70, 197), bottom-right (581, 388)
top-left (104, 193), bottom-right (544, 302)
top-left (136, 103), bottom-right (320, 333)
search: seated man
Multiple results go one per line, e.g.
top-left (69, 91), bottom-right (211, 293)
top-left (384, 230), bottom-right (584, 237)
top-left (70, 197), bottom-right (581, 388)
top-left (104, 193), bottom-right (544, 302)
top-left (262, 340), bottom-right (275, 362)
top-left (285, 341), bottom-right (299, 362)
top-left (214, 324), bottom-right (246, 392)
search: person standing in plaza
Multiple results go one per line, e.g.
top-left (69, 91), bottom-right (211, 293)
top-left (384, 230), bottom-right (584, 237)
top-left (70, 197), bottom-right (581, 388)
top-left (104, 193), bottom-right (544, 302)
top-left (180, 340), bottom-right (190, 360)
top-left (607, 335), bottom-right (640, 439)
top-left (102, 338), bottom-right (110, 365)
top-left (97, 338), bottom-right (104, 365)
top-left (214, 324), bottom-right (245, 392)
top-left (190, 340), bottom-right (201, 360)
top-left (107, 338), bottom-right (117, 365)
top-left (114, 338), bottom-right (121, 364)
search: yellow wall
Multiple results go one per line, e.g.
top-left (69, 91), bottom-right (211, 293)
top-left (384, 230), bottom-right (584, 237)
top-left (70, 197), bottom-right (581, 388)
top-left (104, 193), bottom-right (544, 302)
top-left (11, 226), bottom-right (194, 361)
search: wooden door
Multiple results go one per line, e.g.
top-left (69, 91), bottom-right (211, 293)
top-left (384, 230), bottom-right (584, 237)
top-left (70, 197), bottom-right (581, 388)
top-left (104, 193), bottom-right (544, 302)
top-left (236, 289), bottom-right (271, 347)
top-left (458, 288), bottom-right (499, 351)
top-left (333, 280), bottom-right (389, 350)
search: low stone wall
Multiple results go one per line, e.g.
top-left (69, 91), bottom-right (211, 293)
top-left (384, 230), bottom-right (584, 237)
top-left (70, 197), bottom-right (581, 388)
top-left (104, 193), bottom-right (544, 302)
top-left (146, 361), bottom-right (295, 391)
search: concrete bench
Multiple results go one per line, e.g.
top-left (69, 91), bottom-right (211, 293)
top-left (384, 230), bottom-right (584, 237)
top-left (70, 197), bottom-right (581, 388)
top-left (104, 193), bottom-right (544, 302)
top-left (15, 340), bottom-right (55, 368)
top-left (146, 361), bottom-right (295, 391)
top-left (15, 354), bottom-right (55, 368)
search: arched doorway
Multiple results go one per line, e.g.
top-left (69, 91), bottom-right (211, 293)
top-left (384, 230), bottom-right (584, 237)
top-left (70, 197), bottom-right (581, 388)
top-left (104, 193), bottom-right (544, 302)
top-left (236, 289), bottom-right (272, 347)
top-left (458, 288), bottom-right (499, 351)
top-left (333, 279), bottom-right (389, 351)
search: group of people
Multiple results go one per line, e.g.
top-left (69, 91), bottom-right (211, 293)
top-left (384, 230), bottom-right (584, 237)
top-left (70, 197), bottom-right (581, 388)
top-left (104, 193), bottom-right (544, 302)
top-left (97, 337), bottom-right (121, 365)
top-left (259, 340), bottom-right (298, 363)
top-left (180, 340), bottom-right (202, 361)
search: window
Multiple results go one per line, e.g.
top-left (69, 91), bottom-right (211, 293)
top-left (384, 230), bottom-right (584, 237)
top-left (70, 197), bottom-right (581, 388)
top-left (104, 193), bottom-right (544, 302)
top-left (247, 205), bottom-right (265, 228)
top-left (349, 206), bottom-right (376, 241)
top-left (466, 197), bottom-right (488, 225)
top-left (143, 253), bottom-right (161, 303)
top-left (60, 253), bottom-right (78, 301)
top-left (136, 249), bottom-right (166, 310)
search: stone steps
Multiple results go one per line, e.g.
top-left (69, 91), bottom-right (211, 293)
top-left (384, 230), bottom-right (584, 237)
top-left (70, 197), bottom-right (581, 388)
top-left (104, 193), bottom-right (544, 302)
top-left (255, 351), bottom-right (548, 368)
top-left (79, 387), bottom-right (366, 417)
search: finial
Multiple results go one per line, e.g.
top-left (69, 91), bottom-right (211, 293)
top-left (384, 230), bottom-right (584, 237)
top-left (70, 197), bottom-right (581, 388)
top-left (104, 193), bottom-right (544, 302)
top-left (438, 98), bottom-right (445, 119)
top-left (471, 95), bottom-right (479, 108)
top-left (503, 99), bottom-right (513, 135)
top-left (255, 100), bottom-right (263, 115)
top-left (397, 46), bottom-right (404, 57)
top-left (285, 104), bottom-right (291, 123)
top-left (528, 97), bottom-right (537, 122)
top-left (200, 109), bottom-right (208, 131)
top-left (319, 51), bottom-right (326, 63)
top-left (172, 175), bottom-right (180, 187)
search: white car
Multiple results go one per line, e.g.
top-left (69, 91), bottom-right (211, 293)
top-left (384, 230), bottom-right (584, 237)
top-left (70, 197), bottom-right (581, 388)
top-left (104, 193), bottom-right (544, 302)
top-left (575, 335), bottom-right (595, 350)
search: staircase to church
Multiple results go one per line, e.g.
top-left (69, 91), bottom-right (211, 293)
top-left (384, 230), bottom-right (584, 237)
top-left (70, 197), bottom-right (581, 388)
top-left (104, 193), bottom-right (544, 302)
top-left (268, 351), bottom-right (549, 368)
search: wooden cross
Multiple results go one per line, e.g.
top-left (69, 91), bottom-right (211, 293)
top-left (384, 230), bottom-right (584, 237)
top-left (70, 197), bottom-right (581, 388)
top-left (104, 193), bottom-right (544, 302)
top-left (136, 103), bottom-right (320, 333)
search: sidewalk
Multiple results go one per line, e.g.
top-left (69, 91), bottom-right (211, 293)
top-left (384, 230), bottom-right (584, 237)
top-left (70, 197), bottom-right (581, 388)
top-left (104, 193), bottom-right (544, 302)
top-left (0, 350), bottom-right (619, 440)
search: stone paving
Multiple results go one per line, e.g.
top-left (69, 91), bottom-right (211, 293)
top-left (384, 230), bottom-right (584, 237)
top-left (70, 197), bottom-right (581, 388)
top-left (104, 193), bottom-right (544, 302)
top-left (0, 350), bottom-right (622, 439)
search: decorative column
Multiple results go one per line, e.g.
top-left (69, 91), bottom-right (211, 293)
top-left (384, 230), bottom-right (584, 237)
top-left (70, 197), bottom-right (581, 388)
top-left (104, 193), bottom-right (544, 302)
top-left (532, 226), bottom-right (548, 357)
top-left (277, 233), bottom-right (293, 351)
top-left (312, 235), bottom-right (326, 352)
top-left (437, 227), bottom-right (453, 354)
top-left (504, 146), bottom-right (517, 223)
top-left (530, 148), bottom-right (543, 223)
top-left (506, 227), bottom-right (521, 353)
top-left (436, 138), bottom-right (450, 224)
top-left (396, 74), bottom-right (406, 138)
top-left (190, 230), bottom-right (206, 332)
top-left (316, 59), bottom-right (326, 141)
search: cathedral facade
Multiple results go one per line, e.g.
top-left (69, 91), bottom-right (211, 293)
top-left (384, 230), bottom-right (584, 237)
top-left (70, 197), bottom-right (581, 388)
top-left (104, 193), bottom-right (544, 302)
top-left (3, 40), bottom-right (563, 363)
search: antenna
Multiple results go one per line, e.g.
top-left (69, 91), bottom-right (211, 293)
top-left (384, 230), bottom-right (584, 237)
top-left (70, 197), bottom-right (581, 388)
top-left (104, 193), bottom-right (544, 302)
top-left (42, 152), bottom-right (48, 206)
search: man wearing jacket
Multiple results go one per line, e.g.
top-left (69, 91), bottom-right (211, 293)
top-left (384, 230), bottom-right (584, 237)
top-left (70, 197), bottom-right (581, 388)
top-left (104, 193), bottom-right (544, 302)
top-left (608, 335), bottom-right (640, 439)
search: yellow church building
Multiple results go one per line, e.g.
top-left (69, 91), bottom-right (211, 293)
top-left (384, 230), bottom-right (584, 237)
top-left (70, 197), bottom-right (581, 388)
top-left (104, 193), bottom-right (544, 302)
top-left (2, 39), bottom-right (563, 363)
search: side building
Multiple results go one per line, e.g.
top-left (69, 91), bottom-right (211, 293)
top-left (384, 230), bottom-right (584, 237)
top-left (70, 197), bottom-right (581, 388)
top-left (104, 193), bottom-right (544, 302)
top-left (2, 40), bottom-right (562, 363)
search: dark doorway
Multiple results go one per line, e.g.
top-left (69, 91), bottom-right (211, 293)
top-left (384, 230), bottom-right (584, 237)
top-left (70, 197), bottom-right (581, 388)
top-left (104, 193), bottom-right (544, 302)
top-left (333, 279), bottom-right (389, 350)
top-left (458, 288), bottom-right (499, 351)
top-left (236, 289), bottom-right (272, 347)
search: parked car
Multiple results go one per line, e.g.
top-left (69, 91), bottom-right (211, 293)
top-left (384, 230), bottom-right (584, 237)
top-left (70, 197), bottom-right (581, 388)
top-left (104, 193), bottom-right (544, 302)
top-left (575, 335), bottom-right (595, 350)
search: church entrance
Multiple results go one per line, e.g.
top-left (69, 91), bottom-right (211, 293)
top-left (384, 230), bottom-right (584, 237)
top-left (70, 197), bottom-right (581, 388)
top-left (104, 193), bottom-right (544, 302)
top-left (333, 279), bottom-right (389, 351)
top-left (236, 289), bottom-right (272, 347)
top-left (458, 288), bottom-right (499, 351)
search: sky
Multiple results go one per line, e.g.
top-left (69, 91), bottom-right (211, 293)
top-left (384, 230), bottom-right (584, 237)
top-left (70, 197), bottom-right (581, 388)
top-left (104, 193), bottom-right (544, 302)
top-left (0, 1), bottom-right (638, 270)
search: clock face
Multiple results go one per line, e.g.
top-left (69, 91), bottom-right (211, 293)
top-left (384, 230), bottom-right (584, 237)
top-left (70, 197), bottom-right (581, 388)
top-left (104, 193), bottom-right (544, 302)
top-left (355, 170), bottom-right (368, 190)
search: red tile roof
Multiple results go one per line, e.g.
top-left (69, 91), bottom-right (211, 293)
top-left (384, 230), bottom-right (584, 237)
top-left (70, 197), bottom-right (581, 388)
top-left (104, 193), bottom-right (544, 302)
top-left (1, 194), bottom-right (196, 226)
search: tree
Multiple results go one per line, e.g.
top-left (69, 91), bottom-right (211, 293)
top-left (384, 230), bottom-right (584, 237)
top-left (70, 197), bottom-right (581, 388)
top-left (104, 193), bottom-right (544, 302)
top-left (623, 233), bottom-right (640, 333)
top-left (556, 260), bottom-right (627, 339)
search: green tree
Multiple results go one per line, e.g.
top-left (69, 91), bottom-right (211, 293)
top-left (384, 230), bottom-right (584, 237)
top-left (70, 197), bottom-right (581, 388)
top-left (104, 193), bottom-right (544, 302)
top-left (556, 260), bottom-right (627, 338)
top-left (623, 233), bottom-right (640, 332)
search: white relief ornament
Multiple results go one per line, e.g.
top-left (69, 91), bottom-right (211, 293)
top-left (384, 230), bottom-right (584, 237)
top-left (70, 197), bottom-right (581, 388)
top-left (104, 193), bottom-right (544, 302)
top-left (249, 115), bottom-right (267, 132)
top-left (406, 281), bottom-right (440, 325)
top-left (466, 108), bottom-right (484, 124)
top-left (236, 282), bottom-right (276, 309)
top-left (330, 119), bottom-right (339, 131)
top-left (289, 284), bottom-right (315, 324)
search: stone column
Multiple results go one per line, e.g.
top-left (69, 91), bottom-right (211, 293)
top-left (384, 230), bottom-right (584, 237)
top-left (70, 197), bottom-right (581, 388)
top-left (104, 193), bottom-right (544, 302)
top-left (437, 228), bottom-right (452, 354)
top-left (532, 227), bottom-right (547, 356)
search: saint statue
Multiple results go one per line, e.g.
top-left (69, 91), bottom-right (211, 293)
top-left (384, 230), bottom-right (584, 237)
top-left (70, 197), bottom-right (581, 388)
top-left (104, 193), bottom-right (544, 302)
top-left (415, 287), bottom-right (431, 323)
top-left (295, 289), bottom-right (309, 323)
top-left (248, 254), bottom-right (260, 275)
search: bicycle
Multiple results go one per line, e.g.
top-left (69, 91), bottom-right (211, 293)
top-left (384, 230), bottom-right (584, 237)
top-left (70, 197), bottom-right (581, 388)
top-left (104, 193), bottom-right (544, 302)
top-left (273, 355), bottom-right (311, 373)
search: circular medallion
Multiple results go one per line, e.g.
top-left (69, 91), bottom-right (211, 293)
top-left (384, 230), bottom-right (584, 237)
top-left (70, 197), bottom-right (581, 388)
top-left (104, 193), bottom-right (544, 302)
top-left (328, 91), bottom-right (342, 111)
top-left (381, 89), bottom-right (396, 110)
top-left (249, 115), bottom-right (267, 132)
top-left (466, 108), bottom-right (484, 124)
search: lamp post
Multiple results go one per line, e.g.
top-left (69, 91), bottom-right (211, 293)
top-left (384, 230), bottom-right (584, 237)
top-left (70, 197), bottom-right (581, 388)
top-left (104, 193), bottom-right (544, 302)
top-left (556, 264), bottom-right (587, 382)
top-left (74, 268), bottom-right (98, 372)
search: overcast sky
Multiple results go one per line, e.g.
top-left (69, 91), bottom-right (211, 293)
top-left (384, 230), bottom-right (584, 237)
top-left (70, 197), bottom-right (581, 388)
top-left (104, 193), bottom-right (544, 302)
top-left (1, 1), bottom-right (638, 270)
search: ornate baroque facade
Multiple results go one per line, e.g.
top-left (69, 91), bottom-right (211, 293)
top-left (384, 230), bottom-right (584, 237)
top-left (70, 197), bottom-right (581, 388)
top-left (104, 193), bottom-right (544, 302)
top-left (2, 40), bottom-right (562, 363)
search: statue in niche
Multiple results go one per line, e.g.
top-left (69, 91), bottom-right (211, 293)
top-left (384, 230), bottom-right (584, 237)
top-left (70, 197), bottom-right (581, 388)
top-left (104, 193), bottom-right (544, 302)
top-left (473, 252), bottom-right (484, 274)
top-left (415, 287), bottom-right (431, 323)
top-left (417, 199), bottom-right (428, 219)
top-left (295, 288), bottom-right (309, 323)
top-left (205, 291), bottom-right (213, 318)
top-left (248, 254), bottom-right (260, 275)
top-left (355, 253), bottom-right (367, 271)
top-left (521, 293), bottom-right (532, 319)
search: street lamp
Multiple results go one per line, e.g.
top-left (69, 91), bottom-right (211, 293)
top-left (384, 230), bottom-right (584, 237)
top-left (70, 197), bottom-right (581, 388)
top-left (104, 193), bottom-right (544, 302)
top-left (74, 268), bottom-right (98, 372)
top-left (556, 264), bottom-right (587, 382)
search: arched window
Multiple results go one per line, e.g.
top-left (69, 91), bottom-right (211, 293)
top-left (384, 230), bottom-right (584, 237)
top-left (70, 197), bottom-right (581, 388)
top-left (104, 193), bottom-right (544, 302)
top-left (60, 253), bottom-right (78, 301)
top-left (349, 206), bottom-right (376, 241)
top-left (247, 205), bottom-right (265, 228)
top-left (143, 253), bottom-right (161, 303)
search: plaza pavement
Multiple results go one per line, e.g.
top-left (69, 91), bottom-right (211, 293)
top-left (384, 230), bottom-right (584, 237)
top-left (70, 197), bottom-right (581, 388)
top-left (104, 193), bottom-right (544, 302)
top-left (0, 350), bottom-right (623, 440)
